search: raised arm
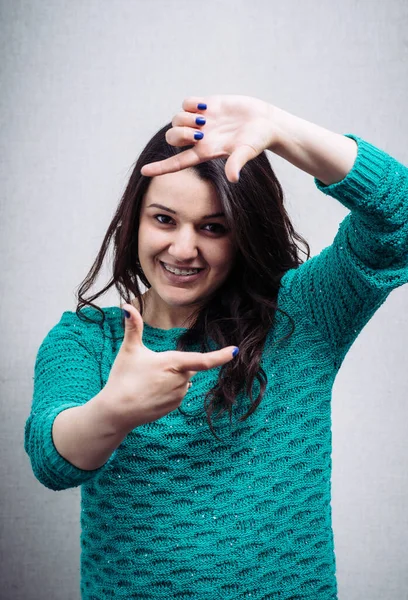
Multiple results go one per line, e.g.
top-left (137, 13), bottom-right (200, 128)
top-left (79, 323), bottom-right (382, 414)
top-left (140, 94), bottom-right (358, 184)
top-left (268, 105), bottom-right (358, 185)
top-left (267, 104), bottom-right (408, 360)
top-left (279, 133), bottom-right (408, 362)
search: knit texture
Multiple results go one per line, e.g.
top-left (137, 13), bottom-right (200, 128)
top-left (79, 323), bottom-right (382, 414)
top-left (25, 135), bottom-right (408, 600)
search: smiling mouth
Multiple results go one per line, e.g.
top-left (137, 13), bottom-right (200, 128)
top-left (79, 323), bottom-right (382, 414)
top-left (160, 261), bottom-right (205, 276)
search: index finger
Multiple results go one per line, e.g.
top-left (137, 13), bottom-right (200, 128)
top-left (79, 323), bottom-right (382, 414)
top-left (171, 346), bottom-right (239, 374)
top-left (140, 147), bottom-right (201, 178)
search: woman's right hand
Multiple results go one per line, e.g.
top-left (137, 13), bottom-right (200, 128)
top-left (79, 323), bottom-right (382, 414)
top-left (102, 304), bottom-right (238, 433)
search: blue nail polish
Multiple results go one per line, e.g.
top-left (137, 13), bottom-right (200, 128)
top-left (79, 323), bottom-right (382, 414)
top-left (197, 103), bottom-right (207, 110)
top-left (123, 309), bottom-right (131, 318)
top-left (232, 347), bottom-right (239, 357)
top-left (194, 131), bottom-right (204, 140)
top-left (195, 116), bottom-right (206, 125)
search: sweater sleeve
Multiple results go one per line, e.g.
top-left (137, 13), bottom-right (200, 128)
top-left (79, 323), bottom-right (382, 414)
top-left (282, 134), bottom-right (408, 365)
top-left (24, 310), bottom-right (118, 491)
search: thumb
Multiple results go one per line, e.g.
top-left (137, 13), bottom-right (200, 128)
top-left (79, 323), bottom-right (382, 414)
top-left (122, 303), bottom-right (144, 348)
top-left (225, 145), bottom-right (258, 183)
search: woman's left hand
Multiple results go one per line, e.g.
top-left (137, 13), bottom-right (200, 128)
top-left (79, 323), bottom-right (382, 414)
top-left (140, 95), bottom-right (278, 183)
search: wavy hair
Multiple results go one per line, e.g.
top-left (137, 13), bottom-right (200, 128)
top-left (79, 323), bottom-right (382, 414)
top-left (75, 123), bottom-right (310, 441)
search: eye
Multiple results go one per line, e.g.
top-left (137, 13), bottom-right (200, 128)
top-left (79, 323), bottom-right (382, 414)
top-left (154, 214), bottom-right (174, 225)
top-left (203, 223), bottom-right (228, 234)
top-left (153, 214), bottom-right (228, 235)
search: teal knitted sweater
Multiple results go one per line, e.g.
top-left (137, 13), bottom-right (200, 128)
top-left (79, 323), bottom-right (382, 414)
top-left (25, 135), bottom-right (408, 600)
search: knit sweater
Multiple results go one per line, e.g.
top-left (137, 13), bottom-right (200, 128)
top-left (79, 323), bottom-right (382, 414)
top-left (25, 134), bottom-right (408, 600)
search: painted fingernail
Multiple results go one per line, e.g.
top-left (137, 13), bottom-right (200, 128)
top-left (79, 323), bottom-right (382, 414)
top-left (232, 347), bottom-right (239, 358)
top-left (197, 103), bottom-right (207, 110)
top-left (123, 309), bottom-right (131, 318)
top-left (194, 131), bottom-right (204, 140)
top-left (195, 116), bottom-right (206, 125)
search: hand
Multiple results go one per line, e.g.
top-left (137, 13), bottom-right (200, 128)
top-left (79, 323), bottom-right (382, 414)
top-left (102, 304), bottom-right (238, 433)
top-left (140, 95), bottom-right (278, 183)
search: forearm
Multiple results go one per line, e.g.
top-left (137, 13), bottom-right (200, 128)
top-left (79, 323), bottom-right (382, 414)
top-left (269, 105), bottom-right (358, 186)
top-left (52, 388), bottom-right (128, 471)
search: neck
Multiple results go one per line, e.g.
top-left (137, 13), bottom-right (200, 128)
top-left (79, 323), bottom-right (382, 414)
top-left (132, 290), bottom-right (199, 330)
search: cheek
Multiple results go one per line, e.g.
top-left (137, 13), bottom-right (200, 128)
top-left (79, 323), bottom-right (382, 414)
top-left (208, 242), bottom-right (236, 272)
top-left (138, 223), bottom-right (165, 254)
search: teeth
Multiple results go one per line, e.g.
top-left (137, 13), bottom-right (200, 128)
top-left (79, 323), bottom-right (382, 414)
top-left (163, 263), bottom-right (200, 276)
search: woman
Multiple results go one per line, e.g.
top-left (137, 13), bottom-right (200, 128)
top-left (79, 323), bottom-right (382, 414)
top-left (25, 95), bottom-right (408, 599)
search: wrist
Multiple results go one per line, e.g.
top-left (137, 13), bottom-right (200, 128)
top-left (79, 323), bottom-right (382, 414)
top-left (265, 104), bottom-right (292, 153)
top-left (86, 386), bottom-right (131, 438)
top-left (264, 104), bottom-right (358, 184)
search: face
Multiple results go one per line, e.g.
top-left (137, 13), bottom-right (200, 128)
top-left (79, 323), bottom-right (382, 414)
top-left (137, 168), bottom-right (237, 327)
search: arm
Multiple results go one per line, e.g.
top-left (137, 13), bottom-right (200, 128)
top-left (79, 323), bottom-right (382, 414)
top-left (269, 105), bottom-right (358, 185)
top-left (24, 312), bottom-right (125, 490)
top-left (276, 129), bottom-right (408, 363)
top-left (267, 105), bottom-right (408, 360)
top-left (140, 95), bottom-right (357, 184)
top-left (52, 388), bottom-right (128, 471)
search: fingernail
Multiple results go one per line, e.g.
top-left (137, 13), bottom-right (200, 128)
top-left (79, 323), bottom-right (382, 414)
top-left (123, 309), bottom-right (131, 319)
top-left (194, 131), bottom-right (204, 140)
top-left (232, 347), bottom-right (239, 358)
top-left (197, 103), bottom-right (207, 110)
top-left (195, 116), bottom-right (206, 125)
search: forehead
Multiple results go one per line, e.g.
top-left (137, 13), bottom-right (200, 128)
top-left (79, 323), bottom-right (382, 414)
top-left (142, 169), bottom-right (222, 216)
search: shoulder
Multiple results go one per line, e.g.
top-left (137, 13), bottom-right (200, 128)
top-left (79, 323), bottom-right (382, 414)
top-left (277, 267), bottom-right (299, 304)
top-left (58, 305), bottom-right (109, 329)
top-left (41, 305), bottom-right (123, 359)
top-left (276, 264), bottom-right (317, 329)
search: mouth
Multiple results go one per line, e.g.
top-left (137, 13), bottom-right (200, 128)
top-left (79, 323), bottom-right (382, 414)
top-left (159, 261), bottom-right (206, 284)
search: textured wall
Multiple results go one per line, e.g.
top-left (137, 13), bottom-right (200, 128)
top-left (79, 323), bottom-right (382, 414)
top-left (1, 0), bottom-right (407, 598)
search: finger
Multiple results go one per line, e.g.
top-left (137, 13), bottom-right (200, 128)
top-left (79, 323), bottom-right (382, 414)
top-left (166, 126), bottom-right (204, 147)
top-left (172, 111), bottom-right (207, 129)
top-left (181, 97), bottom-right (209, 113)
top-left (140, 147), bottom-right (201, 177)
top-left (121, 303), bottom-right (145, 348)
top-left (172, 346), bottom-right (239, 373)
top-left (225, 145), bottom-right (259, 183)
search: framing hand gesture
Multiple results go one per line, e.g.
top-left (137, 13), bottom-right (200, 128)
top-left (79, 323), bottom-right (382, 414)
top-left (103, 305), bottom-right (239, 433)
top-left (141, 95), bottom-right (278, 183)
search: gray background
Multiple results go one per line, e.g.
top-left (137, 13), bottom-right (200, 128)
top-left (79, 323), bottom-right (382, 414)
top-left (1, 0), bottom-right (407, 598)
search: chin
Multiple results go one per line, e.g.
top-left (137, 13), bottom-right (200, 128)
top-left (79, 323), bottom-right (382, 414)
top-left (160, 290), bottom-right (205, 307)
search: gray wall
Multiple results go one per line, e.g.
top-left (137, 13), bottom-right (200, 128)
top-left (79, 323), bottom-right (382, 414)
top-left (1, 0), bottom-right (407, 598)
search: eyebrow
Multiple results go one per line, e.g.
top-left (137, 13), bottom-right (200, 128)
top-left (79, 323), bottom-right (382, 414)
top-left (147, 203), bottom-right (225, 219)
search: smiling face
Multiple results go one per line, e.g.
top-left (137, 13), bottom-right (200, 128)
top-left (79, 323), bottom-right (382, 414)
top-left (137, 168), bottom-right (237, 329)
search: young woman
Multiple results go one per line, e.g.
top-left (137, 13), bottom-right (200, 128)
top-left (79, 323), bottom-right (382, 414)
top-left (25, 95), bottom-right (408, 600)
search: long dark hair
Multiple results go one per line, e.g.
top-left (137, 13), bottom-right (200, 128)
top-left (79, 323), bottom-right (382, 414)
top-left (76, 123), bottom-right (310, 441)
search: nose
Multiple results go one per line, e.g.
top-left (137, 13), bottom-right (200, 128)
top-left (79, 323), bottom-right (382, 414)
top-left (168, 226), bottom-right (199, 262)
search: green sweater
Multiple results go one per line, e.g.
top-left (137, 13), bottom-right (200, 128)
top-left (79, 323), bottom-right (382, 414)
top-left (25, 135), bottom-right (408, 600)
